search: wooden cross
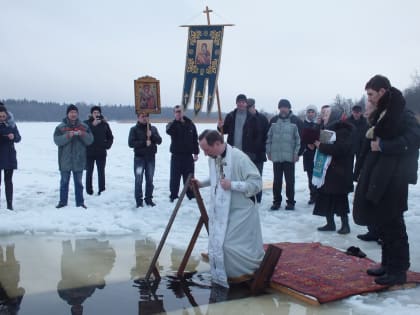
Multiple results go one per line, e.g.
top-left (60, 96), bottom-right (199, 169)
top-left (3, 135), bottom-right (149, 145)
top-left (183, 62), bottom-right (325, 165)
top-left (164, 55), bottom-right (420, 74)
top-left (203, 6), bottom-right (213, 25)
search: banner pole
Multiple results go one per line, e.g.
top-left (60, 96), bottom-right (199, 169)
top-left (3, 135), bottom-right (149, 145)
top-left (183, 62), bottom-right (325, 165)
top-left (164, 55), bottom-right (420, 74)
top-left (203, 6), bottom-right (223, 133)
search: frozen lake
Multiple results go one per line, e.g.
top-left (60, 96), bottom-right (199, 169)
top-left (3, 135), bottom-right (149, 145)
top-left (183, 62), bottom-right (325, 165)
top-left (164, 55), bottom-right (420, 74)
top-left (0, 121), bottom-right (419, 314)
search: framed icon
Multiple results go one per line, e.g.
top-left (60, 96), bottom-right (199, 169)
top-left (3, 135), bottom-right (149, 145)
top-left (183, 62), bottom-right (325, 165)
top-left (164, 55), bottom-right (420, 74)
top-left (134, 76), bottom-right (161, 114)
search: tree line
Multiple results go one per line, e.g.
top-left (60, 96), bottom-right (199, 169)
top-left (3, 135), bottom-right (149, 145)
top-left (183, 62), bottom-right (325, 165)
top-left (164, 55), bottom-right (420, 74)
top-left (2, 75), bottom-right (420, 122)
top-left (0, 100), bottom-right (221, 122)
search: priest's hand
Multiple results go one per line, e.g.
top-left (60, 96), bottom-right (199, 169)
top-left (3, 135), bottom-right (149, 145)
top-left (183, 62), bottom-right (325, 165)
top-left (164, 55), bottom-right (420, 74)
top-left (220, 178), bottom-right (231, 190)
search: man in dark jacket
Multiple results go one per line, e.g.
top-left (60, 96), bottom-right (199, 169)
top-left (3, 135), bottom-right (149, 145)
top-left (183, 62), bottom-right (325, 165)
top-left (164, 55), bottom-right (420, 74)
top-left (84, 106), bottom-right (114, 196)
top-left (247, 98), bottom-right (269, 203)
top-left (346, 105), bottom-right (368, 168)
top-left (301, 105), bottom-right (320, 205)
top-left (353, 74), bottom-right (420, 285)
top-left (54, 104), bottom-right (94, 209)
top-left (166, 105), bottom-right (199, 202)
top-left (128, 112), bottom-right (162, 207)
top-left (217, 94), bottom-right (266, 202)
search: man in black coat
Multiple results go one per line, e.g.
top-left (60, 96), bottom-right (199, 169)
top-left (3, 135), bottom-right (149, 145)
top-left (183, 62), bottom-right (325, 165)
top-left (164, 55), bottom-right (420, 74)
top-left (84, 106), bottom-right (114, 196)
top-left (346, 105), bottom-right (368, 167)
top-left (166, 105), bottom-right (199, 202)
top-left (217, 94), bottom-right (265, 201)
top-left (247, 98), bottom-right (269, 203)
top-left (301, 105), bottom-right (320, 205)
top-left (353, 74), bottom-right (420, 285)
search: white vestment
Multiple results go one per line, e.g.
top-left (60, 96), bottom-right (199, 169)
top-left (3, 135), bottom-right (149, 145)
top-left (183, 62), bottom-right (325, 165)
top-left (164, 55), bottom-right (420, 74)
top-left (201, 144), bottom-right (264, 288)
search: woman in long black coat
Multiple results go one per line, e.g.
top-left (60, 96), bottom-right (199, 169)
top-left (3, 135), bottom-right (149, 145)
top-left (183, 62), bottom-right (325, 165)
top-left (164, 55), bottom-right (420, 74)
top-left (0, 105), bottom-right (21, 210)
top-left (313, 106), bottom-right (354, 234)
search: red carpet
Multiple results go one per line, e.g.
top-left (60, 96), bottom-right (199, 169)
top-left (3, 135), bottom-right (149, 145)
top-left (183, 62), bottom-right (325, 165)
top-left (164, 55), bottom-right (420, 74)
top-left (266, 242), bottom-right (420, 304)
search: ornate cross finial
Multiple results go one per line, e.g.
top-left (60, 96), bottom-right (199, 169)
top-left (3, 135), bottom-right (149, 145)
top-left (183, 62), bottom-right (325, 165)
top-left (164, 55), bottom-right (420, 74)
top-left (203, 6), bottom-right (213, 25)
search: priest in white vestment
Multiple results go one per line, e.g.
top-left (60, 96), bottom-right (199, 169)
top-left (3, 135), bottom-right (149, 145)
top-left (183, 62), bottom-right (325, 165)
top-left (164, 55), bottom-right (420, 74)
top-left (196, 130), bottom-right (264, 288)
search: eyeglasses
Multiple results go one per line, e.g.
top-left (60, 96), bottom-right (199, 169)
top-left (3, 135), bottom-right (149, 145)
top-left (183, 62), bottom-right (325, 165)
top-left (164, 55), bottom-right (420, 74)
top-left (175, 110), bottom-right (182, 113)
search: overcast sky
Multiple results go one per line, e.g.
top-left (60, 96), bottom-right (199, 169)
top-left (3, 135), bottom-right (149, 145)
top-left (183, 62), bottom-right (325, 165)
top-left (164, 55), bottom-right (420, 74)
top-left (1, 0), bottom-right (420, 113)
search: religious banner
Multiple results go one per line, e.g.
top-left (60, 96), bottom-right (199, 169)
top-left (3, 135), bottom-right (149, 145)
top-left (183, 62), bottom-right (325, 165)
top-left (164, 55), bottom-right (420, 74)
top-left (182, 25), bottom-right (224, 114)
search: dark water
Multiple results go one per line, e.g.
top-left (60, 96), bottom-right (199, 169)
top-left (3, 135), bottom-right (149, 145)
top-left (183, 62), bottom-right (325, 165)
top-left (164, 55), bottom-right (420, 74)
top-left (0, 236), bottom-right (253, 315)
top-left (3, 273), bottom-right (252, 315)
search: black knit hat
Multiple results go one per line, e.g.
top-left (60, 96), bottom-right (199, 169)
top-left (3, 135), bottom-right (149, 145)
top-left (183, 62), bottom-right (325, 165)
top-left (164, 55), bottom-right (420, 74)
top-left (352, 105), bottom-right (362, 112)
top-left (66, 104), bottom-right (78, 114)
top-left (278, 99), bottom-right (291, 109)
top-left (236, 94), bottom-right (247, 103)
top-left (90, 105), bottom-right (102, 114)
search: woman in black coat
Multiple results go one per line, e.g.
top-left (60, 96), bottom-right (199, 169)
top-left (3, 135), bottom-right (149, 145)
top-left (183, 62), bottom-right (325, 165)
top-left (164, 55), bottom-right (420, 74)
top-left (313, 106), bottom-right (354, 234)
top-left (0, 105), bottom-right (21, 210)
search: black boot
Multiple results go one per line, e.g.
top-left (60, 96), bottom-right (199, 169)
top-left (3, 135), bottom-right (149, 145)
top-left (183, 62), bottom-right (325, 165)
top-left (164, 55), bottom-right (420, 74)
top-left (367, 266), bottom-right (387, 276)
top-left (5, 181), bottom-right (13, 210)
top-left (317, 214), bottom-right (335, 231)
top-left (374, 272), bottom-right (407, 285)
top-left (337, 215), bottom-right (350, 234)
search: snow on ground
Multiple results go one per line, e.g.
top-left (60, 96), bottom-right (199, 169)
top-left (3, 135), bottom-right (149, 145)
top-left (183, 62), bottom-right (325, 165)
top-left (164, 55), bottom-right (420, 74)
top-left (1, 121), bottom-right (419, 314)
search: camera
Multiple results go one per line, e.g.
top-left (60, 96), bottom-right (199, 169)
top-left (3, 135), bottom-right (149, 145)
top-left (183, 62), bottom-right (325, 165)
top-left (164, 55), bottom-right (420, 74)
top-left (96, 115), bottom-right (104, 120)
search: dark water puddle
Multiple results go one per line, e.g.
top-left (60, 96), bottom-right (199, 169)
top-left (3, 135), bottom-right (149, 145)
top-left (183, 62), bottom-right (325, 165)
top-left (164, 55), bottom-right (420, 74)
top-left (2, 274), bottom-right (255, 314)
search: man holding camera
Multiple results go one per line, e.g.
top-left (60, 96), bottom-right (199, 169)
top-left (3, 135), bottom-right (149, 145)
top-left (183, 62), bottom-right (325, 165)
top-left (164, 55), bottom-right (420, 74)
top-left (54, 104), bottom-right (93, 209)
top-left (84, 106), bottom-right (114, 195)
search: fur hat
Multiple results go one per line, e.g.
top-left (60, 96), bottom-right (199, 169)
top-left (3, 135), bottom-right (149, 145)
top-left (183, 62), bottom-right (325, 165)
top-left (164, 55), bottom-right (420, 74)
top-left (90, 105), bottom-right (102, 114)
top-left (278, 99), bottom-right (291, 109)
top-left (236, 94), bottom-right (247, 103)
top-left (66, 104), bottom-right (78, 114)
top-left (306, 104), bottom-right (317, 113)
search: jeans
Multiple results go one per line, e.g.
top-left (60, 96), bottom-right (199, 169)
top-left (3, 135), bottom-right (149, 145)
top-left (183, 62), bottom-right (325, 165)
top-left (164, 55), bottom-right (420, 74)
top-left (85, 157), bottom-right (106, 193)
top-left (272, 161), bottom-right (295, 205)
top-left (60, 171), bottom-right (84, 206)
top-left (134, 156), bottom-right (155, 205)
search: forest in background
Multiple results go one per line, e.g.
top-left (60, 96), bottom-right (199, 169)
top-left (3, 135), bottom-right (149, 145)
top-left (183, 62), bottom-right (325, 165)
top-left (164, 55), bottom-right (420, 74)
top-left (2, 74), bottom-right (420, 122)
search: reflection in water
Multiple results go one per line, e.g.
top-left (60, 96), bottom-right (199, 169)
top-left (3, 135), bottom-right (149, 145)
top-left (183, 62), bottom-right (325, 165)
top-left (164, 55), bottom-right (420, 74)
top-left (57, 239), bottom-right (116, 315)
top-left (134, 245), bottom-right (255, 314)
top-left (0, 245), bottom-right (25, 315)
top-left (131, 238), bottom-right (161, 281)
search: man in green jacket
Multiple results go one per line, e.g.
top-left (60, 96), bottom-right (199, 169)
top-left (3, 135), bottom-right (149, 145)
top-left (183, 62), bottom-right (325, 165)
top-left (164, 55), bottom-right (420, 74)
top-left (54, 104), bottom-right (93, 209)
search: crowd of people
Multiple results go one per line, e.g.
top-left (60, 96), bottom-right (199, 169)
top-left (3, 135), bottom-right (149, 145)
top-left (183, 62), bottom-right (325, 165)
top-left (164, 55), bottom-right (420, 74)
top-left (1, 74), bottom-right (419, 288)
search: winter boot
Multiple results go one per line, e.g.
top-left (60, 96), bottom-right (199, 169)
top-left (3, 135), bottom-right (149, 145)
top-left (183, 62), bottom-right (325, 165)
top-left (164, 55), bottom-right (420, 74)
top-left (337, 214), bottom-right (350, 234)
top-left (374, 272), bottom-right (407, 285)
top-left (317, 214), bottom-right (336, 231)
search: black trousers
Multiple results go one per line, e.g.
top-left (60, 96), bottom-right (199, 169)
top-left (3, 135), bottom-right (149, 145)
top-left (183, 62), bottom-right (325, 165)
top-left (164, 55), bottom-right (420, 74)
top-left (85, 156), bottom-right (106, 193)
top-left (170, 154), bottom-right (195, 199)
top-left (376, 214), bottom-right (410, 273)
top-left (253, 161), bottom-right (264, 203)
top-left (272, 161), bottom-right (295, 205)
top-left (306, 168), bottom-right (317, 200)
top-left (0, 169), bottom-right (14, 207)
